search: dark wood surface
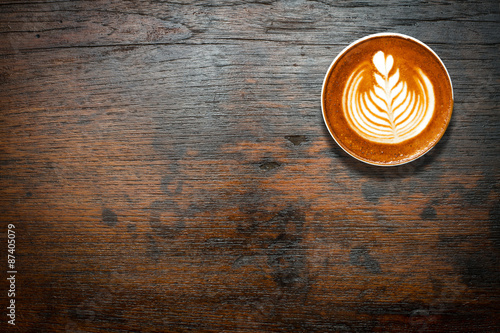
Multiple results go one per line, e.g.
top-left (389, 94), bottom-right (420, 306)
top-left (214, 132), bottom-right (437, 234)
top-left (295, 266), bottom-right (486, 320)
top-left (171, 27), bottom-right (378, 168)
top-left (1, 0), bottom-right (499, 332)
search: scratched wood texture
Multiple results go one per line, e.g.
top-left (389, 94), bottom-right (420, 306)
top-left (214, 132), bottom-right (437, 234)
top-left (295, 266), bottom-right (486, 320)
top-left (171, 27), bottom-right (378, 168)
top-left (0, 0), bottom-right (499, 332)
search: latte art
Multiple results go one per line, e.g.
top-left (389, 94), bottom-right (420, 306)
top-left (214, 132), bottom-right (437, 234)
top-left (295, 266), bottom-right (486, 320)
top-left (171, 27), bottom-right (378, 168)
top-left (343, 51), bottom-right (435, 144)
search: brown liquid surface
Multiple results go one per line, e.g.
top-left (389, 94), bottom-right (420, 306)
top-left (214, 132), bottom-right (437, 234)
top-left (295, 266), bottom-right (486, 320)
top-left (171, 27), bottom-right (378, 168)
top-left (323, 35), bottom-right (453, 165)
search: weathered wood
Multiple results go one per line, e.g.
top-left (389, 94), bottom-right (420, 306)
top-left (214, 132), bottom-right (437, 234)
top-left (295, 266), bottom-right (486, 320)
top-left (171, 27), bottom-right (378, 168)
top-left (1, 0), bottom-right (499, 331)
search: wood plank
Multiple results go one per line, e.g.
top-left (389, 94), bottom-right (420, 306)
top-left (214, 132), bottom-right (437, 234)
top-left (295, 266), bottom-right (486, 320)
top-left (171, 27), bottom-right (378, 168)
top-left (0, 0), bottom-right (499, 331)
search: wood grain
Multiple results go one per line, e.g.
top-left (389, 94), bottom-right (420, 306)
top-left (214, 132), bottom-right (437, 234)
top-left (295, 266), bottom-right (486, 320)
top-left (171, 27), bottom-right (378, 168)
top-left (1, 0), bottom-right (499, 332)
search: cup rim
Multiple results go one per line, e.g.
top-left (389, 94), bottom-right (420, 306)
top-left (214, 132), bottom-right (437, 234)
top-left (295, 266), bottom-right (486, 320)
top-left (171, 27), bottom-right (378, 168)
top-left (321, 32), bottom-right (454, 166)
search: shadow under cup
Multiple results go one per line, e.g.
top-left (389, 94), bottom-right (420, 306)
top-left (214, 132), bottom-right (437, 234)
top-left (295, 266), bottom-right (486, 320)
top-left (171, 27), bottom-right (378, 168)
top-left (322, 33), bottom-right (454, 166)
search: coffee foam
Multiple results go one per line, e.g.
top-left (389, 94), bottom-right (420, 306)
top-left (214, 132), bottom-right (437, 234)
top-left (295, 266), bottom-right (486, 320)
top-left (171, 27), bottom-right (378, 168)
top-left (343, 51), bottom-right (435, 144)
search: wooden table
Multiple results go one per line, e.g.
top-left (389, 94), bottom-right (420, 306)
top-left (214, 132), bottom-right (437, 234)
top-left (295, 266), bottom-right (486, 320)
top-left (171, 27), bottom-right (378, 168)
top-left (1, 1), bottom-right (499, 332)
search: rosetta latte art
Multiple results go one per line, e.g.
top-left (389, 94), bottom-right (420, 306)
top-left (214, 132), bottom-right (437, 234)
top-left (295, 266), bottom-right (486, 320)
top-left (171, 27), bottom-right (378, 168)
top-left (343, 51), bottom-right (435, 144)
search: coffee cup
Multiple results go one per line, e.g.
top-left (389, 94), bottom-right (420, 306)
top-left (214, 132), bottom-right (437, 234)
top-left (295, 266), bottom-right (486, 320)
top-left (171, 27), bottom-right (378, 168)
top-left (322, 33), bottom-right (453, 166)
